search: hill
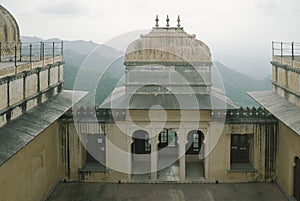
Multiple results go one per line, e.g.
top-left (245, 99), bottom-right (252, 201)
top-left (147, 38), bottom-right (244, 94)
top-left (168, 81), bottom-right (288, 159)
top-left (212, 62), bottom-right (271, 107)
top-left (21, 36), bottom-right (272, 107)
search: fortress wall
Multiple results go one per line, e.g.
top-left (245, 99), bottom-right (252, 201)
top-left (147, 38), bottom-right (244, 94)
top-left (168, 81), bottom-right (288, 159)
top-left (0, 59), bottom-right (63, 128)
top-left (272, 60), bottom-right (300, 107)
top-left (0, 122), bottom-right (63, 201)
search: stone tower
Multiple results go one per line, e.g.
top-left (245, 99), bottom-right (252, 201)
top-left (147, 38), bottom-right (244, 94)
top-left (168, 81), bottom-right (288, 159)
top-left (124, 16), bottom-right (212, 95)
top-left (0, 5), bottom-right (20, 57)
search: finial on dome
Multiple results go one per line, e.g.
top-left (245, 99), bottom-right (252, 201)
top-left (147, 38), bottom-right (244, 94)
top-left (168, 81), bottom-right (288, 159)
top-left (177, 15), bottom-right (181, 27)
top-left (155, 15), bottom-right (159, 28)
top-left (166, 15), bottom-right (170, 27)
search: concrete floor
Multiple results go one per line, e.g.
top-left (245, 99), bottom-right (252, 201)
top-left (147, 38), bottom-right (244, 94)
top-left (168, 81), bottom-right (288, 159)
top-left (46, 182), bottom-right (288, 201)
top-left (186, 162), bottom-right (204, 181)
top-left (131, 162), bottom-right (205, 182)
top-left (158, 162), bottom-right (179, 181)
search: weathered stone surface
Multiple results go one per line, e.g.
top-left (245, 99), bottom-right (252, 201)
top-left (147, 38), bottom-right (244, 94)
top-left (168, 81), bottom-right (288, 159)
top-left (0, 83), bottom-right (7, 110)
top-left (124, 27), bottom-right (212, 95)
top-left (9, 77), bottom-right (23, 105)
top-left (0, 5), bottom-right (20, 57)
top-left (125, 28), bottom-right (211, 63)
top-left (271, 58), bottom-right (300, 107)
top-left (40, 70), bottom-right (48, 91)
top-left (50, 66), bottom-right (58, 86)
top-left (25, 73), bottom-right (37, 98)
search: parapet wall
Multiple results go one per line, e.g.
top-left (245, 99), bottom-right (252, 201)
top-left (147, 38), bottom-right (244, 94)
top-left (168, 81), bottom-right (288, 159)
top-left (272, 42), bottom-right (300, 107)
top-left (271, 59), bottom-right (300, 107)
top-left (0, 58), bottom-right (64, 127)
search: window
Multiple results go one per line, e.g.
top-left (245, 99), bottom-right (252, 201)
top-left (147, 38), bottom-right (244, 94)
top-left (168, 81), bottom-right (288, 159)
top-left (230, 134), bottom-right (250, 163)
top-left (193, 134), bottom-right (199, 152)
top-left (158, 129), bottom-right (177, 148)
top-left (145, 140), bottom-right (151, 152)
top-left (168, 130), bottom-right (176, 147)
top-left (186, 130), bottom-right (203, 154)
top-left (160, 130), bottom-right (168, 143)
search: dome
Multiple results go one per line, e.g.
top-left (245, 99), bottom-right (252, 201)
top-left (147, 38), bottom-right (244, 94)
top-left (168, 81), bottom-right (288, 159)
top-left (0, 5), bottom-right (20, 46)
top-left (125, 27), bottom-right (211, 65)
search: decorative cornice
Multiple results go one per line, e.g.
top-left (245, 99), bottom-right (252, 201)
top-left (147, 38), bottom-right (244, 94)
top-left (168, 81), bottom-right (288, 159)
top-left (124, 61), bottom-right (212, 66)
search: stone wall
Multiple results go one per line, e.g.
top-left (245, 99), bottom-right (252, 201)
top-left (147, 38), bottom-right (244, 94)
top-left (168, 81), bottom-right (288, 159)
top-left (0, 122), bottom-right (62, 201)
top-left (61, 107), bottom-right (277, 183)
top-left (0, 59), bottom-right (63, 127)
top-left (272, 59), bottom-right (300, 107)
top-left (59, 122), bottom-right (86, 181)
top-left (276, 121), bottom-right (300, 197)
top-left (207, 122), bottom-right (277, 182)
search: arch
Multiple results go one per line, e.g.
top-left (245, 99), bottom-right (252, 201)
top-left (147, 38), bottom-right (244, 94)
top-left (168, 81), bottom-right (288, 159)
top-left (158, 128), bottom-right (178, 149)
top-left (131, 130), bottom-right (150, 154)
top-left (186, 130), bottom-right (204, 154)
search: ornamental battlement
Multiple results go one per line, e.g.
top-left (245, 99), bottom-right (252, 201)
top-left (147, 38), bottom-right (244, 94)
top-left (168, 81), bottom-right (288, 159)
top-left (62, 106), bottom-right (276, 124)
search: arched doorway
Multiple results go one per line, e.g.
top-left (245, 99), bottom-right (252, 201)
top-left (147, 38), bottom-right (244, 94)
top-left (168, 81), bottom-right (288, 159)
top-left (186, 130), bottom-right (204, 154)
top-left (185, 130), bottom-right (204, 180)
top-left (157, 129), bottom-right (179, 181)
top-left (132, 130), bottom-right (151, 155)
top-left (131, 130), bottom-right (151, 176)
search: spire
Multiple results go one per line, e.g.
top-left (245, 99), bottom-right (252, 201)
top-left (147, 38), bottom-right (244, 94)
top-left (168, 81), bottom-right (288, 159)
top-left (166, 15), bottom-right (170, 27)
top-left (155, 15), bottom-right (159, 28)
top-left (177, 15), bottom-right (181, 28)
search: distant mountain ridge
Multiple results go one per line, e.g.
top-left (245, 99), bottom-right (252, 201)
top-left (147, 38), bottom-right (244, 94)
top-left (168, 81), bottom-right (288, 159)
top-left (21, 36), bottom-right (123, 57)
top-left (212, 62), bottom-right (271, 107)
top-left (21, 36), bottom-right (271, 107)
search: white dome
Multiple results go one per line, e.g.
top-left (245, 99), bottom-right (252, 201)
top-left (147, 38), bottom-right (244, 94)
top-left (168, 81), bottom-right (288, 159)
top-left (125, 27), bottom-right (211, 64)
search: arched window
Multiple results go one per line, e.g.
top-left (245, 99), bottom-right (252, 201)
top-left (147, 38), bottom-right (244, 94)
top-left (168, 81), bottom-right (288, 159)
top-left (132, 130), bottom-right (150, 154)
top-left (186, 130), bottom-right (204, 154)
top-left (158, 129), bottom-right (177, 148)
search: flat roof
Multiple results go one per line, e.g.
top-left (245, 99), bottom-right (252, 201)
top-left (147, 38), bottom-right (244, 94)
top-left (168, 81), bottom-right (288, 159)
top-left (248, 90), bottom-right (300, 135)
top-left (0, 90), bottom-right (87, 166)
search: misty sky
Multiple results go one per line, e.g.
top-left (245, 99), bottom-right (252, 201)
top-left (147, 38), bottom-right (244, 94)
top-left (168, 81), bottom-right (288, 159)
top-left (1, 0), bottom-right (300, 78)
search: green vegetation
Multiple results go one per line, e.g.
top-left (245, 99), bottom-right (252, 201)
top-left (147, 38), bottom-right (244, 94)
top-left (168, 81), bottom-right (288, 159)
top-left (63, 49), bottom-right (122, 107)
top-left (62, 48), bottom-right (271, 108)
top-left (212, 62), bottom-right (271, 107)
top-left (21, 36), bottom-right (272, 108)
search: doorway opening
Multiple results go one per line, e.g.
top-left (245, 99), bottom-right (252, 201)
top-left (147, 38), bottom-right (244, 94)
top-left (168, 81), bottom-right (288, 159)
top-left (185, 130), bottom-right (204, 180)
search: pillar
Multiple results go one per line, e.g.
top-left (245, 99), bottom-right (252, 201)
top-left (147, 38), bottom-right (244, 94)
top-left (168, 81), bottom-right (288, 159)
top-left (202, 128), bottom-right (209, 180)
top-left (150, 136), bottom-right (158, 180)
top-left (178, 129), bottom-right (186, 181)
top-left (127, 136), bottom-right (133, 180)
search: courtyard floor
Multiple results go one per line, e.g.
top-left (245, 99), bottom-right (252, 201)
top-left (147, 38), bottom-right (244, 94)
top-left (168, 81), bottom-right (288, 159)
top-left (46, 182), bottom-right (288, 201)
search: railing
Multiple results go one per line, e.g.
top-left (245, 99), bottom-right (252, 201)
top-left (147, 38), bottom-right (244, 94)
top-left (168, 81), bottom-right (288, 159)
top-left (0, 41), bottom-right (63, 67)
top-left (272, 42), bottom-right (300, 67)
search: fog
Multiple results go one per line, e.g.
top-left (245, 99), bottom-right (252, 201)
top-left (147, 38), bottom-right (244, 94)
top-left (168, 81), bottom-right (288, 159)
top-left (2, 0), bottom-right (300, 78)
